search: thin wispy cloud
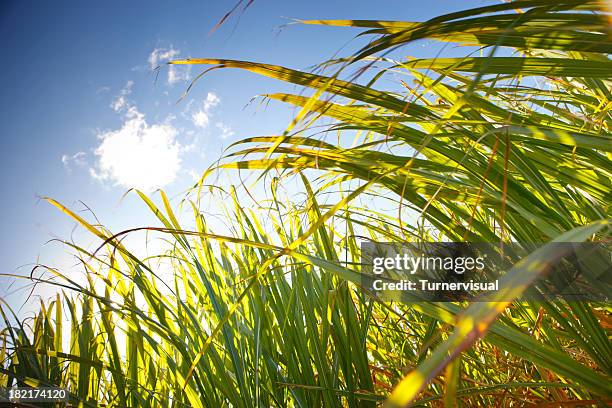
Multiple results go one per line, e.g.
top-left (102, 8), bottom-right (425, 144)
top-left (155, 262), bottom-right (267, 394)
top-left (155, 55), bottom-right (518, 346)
top-left (61, 151), bottom-right (87, 173)
top-left (96, 86), bottom-right (110, 95)
top-left (215, 122), bottom-right (234, 139)
top-left (110, 80), bottom-right (134, 112)
top-left (148, 48), bottom-right (179, 69)
top-left (167, 66), bottom-right (190, 85)
top-left (148, 47), bottom-right (190, 85)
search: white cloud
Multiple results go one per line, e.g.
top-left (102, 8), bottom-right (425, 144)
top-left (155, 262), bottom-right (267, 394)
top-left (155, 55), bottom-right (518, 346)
top-left (91, 83), bottom-right (182, 192)
top-left (167, 65), bottom-right (190, 85)
top-left (110, 80), bottom-right (134, 112)
top-left (148, 47), bottom-right (189, 85)
top-left (111, 96), bottom-right (128, 112)
top-left (216, 122), bottom-right (234, 139)
top-left (192, 111), bottom-right (209, 128)
top-left (188, 93), bottom-right (233, 139)
top-left (61, 151), bottom-right (87, 173)
top-left (187, 169), bottom-right (201, 181)
top-left (148, 48), bottom-right (179, 69)
top-left (191, 92), bottom-right (220, 128)
top-left (91, 111), bottom-right (181, 192)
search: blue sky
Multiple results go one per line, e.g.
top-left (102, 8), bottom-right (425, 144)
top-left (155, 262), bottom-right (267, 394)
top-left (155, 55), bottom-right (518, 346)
top-left (0, 0), bottom-right (491, 312)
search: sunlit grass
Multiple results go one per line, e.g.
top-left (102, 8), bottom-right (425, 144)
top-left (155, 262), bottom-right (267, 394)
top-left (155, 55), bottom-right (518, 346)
top-left (1, 0), bottom-right (611, 406)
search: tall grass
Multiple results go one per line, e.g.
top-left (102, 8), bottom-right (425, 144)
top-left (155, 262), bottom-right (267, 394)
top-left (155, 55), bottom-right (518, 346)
top-left (1, 0), bottom-right (611, 406)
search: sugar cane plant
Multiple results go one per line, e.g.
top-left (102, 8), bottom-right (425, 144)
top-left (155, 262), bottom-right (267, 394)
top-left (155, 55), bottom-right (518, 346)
top-left (1, 0), bottom-right (611, 406)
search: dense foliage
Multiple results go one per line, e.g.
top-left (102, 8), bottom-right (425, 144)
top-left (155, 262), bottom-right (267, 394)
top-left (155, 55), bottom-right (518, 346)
top-left (1, 1), bottom-right (610, 406)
